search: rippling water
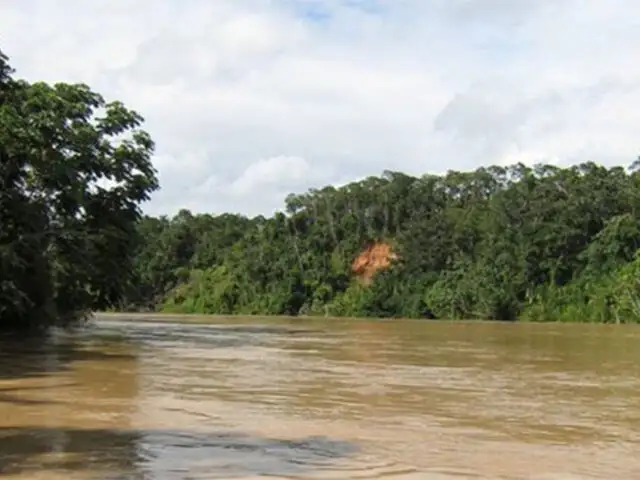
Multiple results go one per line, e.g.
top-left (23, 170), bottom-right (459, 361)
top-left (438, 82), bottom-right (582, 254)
top-left (1, 315), bottom-right (640, 479)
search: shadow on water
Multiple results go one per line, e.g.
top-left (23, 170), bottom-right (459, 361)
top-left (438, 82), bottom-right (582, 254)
top-left (0, 331), bottom-right (135, 382)
top-left (0, 427), bottom-right (358, 478)
top-left (0, 320), bottom-right (321, 407)
top-left (0, 383), bottom-right (73, 406)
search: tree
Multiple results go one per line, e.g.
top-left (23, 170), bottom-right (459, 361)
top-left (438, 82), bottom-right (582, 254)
top-left (0, 49), bottom-right (158, 331)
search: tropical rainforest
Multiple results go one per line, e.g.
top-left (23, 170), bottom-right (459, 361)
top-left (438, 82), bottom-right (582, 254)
top-left (120, 160), bottom-right (640, 323)
top-left (3, 49), bottom-right (640, 331)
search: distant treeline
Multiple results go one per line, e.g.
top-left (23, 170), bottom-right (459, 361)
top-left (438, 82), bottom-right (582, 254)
top-left (120, 161), bottom-right (640, 323)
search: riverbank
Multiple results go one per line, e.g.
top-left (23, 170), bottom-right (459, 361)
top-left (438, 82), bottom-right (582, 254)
top-left (117, 162), bottom-right (640, 323)
top-left (94, 311), bottom-right (640, 327)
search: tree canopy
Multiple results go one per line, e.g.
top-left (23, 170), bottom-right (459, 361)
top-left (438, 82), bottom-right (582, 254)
top-left (120, 162), bottom-right (640, 323)
top-left (0, 50), bottom-right (158, 331)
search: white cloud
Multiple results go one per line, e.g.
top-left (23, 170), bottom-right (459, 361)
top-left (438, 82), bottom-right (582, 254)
top-left (229, 156), bottom-right (311, 196)
top-left (2, 0), bottom-right (640, 216)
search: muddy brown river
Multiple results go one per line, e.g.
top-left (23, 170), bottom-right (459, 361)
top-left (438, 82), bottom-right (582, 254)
top-left (1, 315), bottom-right (640, 479)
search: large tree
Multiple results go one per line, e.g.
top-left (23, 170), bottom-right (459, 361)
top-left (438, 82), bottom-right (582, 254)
top-left (0, 50), bottom-right (158, 330)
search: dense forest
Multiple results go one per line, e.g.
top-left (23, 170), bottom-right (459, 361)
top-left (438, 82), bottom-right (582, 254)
top-left (120, 161), bottom-right (640, 323)
top-left (4, 47), bottom-right (640, 330)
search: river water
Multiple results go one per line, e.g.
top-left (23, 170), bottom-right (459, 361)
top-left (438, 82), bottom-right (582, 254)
top-left (1, 315), bottom-right (640, 479)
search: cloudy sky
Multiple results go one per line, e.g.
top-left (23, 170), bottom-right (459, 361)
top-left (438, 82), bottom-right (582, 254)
top-left (1, 0), bottom-right (639, 216)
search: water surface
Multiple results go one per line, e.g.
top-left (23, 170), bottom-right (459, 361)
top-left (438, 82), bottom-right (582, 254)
top-left (1, 315), bottom-right (640, 479)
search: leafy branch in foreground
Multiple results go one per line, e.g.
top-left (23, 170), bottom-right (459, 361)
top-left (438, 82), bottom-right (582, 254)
top-left (0, 49), bottom-right (158, 331)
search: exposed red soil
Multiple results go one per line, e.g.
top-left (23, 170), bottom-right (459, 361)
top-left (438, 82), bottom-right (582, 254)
top-left (350, 242), bottom-right (398, 285)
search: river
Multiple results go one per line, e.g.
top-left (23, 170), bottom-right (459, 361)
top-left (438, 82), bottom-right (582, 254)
top-left (1, 315), bottom-right (639, 479)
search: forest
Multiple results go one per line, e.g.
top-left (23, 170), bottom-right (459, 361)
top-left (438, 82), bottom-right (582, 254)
top-left (3, 46), bottom-right (640, 331)
top-left (120, 161), bottom-right (640, 323)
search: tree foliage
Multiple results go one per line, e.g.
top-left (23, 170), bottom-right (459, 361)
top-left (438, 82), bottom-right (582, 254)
top-left (121, 161), bottom-right (640, 323)
top-left (0, 50), bottom-right (158, 330)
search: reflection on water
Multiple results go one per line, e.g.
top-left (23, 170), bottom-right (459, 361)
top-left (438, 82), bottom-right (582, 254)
top-left (1, 317), bottom-right (640, 479)
top-left (0, 427), bottom-right (356, 479)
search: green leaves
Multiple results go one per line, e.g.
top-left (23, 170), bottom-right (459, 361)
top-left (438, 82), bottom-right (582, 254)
top-left (0, 50), bottom-right (158, 330)
top-left (121, 154), bottom-right (640, 323)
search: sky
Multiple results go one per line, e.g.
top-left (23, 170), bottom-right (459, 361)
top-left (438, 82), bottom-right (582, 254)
top-left (1, 0), bottom-right (640, 217)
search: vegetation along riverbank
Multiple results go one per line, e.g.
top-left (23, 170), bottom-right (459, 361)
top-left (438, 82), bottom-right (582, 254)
top-left (3, 47), bottom-right (640, 330)
top-left (116, 161), bottom-right (640, 323)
